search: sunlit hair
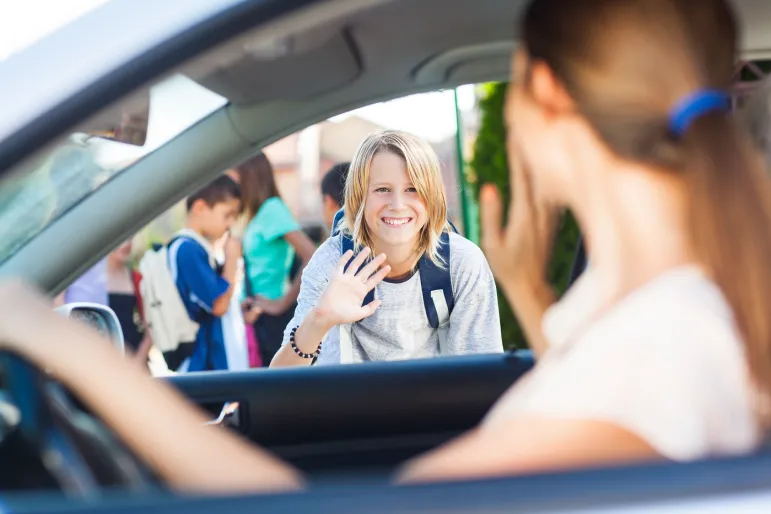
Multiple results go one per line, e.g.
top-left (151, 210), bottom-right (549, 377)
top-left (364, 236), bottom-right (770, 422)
top-left (340, 130), bottom-right (449, 266)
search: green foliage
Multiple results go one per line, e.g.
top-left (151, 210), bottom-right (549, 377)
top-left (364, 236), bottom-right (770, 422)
top-left (468, 82), bottom-right (581, 350)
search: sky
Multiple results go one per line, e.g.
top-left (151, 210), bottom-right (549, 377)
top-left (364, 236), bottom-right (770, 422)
top-left (0, 0), bottom-right (476, 142)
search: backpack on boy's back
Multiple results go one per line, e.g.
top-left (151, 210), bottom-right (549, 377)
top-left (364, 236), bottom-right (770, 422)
top-left (138, 229), bottom-right (215, 371)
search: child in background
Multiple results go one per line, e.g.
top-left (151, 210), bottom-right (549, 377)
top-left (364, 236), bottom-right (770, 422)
top-left (106, 238), bottom-right (152, 363)
top-left (234, 153), bottom-right (316, 366)
top-left (168, 175), bottom-right (248, 372)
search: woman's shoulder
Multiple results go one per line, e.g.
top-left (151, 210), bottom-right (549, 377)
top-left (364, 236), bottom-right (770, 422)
top-left (573, 267), bottom-right (742, 360)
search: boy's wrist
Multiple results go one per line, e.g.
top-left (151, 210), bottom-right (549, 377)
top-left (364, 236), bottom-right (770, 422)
top-left (306, 307), bottom-right (334, 334)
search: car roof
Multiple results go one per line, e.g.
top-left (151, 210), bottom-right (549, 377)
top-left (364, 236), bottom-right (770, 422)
top-left (3, 0), bottom-right (771, 174)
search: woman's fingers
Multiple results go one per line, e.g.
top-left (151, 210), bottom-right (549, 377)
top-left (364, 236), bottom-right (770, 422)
top-left (357, 252), bottom-right (387, 280)
top-left (364, 265), bottom-right (391, 291)
top-left (479, 184), bottom-right (504, 251)
top-left (345, 247), bottom-right (372, 276)
top-left (508, 148), bottom-right (532, 231)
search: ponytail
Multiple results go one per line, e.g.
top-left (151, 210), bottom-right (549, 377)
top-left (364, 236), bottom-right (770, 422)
top-left (684, 112), bottom-right (771, 418)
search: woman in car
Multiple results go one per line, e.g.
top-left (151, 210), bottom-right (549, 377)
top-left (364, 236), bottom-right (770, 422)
top-left (1, 0), bottom-right (770, 494)
top-left (270, 129), bottom-right (503, 367)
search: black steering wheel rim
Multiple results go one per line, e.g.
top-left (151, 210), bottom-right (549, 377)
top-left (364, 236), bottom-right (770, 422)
top-left (0, 351), bottom-right (155, 495)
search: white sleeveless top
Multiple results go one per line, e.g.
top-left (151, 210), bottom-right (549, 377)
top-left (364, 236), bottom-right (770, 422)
top-left (483, 266), bottom-right (761, 461)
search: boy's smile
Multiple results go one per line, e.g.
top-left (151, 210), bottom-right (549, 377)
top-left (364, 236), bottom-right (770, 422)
top-left (381, 216), bottom-right (413, 227)
top-left (364, 150), bottom-right (427, 252)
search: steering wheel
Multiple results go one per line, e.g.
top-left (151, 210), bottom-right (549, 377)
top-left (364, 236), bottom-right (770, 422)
top-left (0, 351), bottom-right (155, 495)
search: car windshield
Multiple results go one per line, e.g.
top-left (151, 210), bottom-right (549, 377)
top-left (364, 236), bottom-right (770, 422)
top-left (0, 74), bottom-right (227, 263)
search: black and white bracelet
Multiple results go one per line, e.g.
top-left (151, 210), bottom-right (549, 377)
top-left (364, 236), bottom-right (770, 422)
top-left (290, 326), bottom-right (322, 359)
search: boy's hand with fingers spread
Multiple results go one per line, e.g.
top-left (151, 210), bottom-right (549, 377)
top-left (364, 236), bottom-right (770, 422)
top-left (479, 149), bottom-right (560, 357)
top-left (315, 247), bottom-right (390, 327)
top-left (269, 247), bottom-right (391, 368)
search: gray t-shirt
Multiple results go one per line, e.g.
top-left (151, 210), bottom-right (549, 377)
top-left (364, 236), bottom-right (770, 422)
top-left (282, 233), bottom-right (503, 364)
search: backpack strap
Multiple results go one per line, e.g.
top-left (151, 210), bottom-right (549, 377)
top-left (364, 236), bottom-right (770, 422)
top-left (331, 208), bottom-right (345, 237)
top-left (419, 231), bottom-right (453, 329)
top-left (171, 229), bottom-right (217, 269)
top-left (338, 227), bottom-right (357, 364)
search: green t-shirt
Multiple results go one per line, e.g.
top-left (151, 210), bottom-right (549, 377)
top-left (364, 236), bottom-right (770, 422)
top-left (242, 197), bottom-right (301, 300)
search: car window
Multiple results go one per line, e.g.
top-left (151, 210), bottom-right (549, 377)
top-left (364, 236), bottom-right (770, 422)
top-left (0, 74), bottom-right (227, 263)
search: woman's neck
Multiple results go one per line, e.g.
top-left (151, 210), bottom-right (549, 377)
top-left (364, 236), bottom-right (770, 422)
top-left (570, 148), bottom-right (697, 303)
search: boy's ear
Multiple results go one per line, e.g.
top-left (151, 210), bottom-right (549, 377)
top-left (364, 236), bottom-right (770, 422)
top-left (189, 198), bottom-right (209, 214)
top-left (323, 194), bottom-right (338, 211)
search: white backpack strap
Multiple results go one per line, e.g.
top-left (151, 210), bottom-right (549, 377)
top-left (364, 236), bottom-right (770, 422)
top-left (339, 324), bottom-right (354, 364)
top-left (173, 229), bottom-right (216, 268)
top-left (430, 289), bottom-right (451, 353)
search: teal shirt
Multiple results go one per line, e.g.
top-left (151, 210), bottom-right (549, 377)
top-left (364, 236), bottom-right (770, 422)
top-left (242, 197), bottom-right (301, 300)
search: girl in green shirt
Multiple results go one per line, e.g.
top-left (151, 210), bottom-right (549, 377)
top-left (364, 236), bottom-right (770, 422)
top-left (234, 152), bottom-right (316, 365)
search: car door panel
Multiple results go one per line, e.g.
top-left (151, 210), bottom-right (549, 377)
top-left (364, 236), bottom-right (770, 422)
top-left (167, 352), bottom-right (533, 475)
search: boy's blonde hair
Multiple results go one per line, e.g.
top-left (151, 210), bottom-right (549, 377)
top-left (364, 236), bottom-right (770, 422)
top-left (340, 130), bottom-right (449, 266)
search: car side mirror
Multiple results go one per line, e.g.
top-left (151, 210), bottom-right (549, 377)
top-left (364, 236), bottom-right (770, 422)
top-left (55, 303), bottom-right (125, 355)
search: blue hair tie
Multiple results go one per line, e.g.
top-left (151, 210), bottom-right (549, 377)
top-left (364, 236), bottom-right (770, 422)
top-left (668, 90), bottom-right (729, 137)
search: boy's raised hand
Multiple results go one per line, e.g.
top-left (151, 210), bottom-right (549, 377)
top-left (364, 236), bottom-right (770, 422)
top-left (315, 248), bottom-right (390, 327)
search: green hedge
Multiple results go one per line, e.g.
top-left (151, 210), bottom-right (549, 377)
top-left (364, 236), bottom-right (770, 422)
top-left (468, 82), bottom-right (580, 349)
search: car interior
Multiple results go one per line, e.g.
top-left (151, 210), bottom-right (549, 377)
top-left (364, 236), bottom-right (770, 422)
top-left (3, 0), bottom-right (771, 511)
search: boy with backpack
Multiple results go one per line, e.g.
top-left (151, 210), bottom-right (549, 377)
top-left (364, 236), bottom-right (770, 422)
top-left (140, 175), bottom-right (251, 372)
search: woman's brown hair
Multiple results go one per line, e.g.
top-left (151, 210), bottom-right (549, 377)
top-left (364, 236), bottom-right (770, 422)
top-left (235, 152), bottom-right (281, 221)
top-left (522, 0), bottom-right (771, 406)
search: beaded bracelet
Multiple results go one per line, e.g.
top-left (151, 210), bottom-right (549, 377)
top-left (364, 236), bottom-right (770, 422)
top-left (289, 326), bottom-right (322, 359)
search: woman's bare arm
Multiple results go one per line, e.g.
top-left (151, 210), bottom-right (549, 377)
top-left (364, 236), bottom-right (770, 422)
top-left (0, 282), bottom-right (303, 494)
top-left (396, 416), bottom-right (659, 484)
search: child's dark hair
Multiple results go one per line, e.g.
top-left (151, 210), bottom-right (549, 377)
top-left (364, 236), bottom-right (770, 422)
top-left (186, 175), bottom-right (241, 211)
top-left (321, 162), bottom-right (351, 208)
